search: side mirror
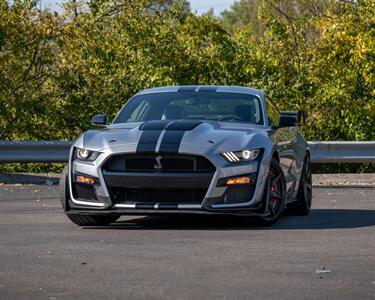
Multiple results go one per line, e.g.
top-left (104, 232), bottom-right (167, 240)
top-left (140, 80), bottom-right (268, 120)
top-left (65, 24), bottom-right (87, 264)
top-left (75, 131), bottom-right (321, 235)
top-left (278, 111), bottom-right (300, 127)
top-left (91, 114), bottom-right (108, 126)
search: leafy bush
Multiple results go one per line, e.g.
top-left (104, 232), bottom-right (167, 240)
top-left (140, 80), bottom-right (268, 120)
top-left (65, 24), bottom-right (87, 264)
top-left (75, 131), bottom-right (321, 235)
top-left (0, 0), bottom-right (374, 173)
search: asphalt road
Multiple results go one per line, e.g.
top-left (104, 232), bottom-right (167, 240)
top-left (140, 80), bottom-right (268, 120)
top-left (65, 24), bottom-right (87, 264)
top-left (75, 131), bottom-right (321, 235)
top-left (0, 185), bottom-right (375, 300)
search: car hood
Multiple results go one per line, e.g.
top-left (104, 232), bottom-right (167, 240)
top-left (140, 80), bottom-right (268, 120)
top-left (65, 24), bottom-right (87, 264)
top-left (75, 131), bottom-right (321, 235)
top-left (77, 121), bottom-right (270, 153)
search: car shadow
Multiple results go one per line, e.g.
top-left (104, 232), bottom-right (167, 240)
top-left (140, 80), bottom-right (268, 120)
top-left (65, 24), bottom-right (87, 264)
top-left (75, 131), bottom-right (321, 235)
top-left (84, 208), bottom-right (375, 230)
top-left (277, 208), bottom-right (375, 230)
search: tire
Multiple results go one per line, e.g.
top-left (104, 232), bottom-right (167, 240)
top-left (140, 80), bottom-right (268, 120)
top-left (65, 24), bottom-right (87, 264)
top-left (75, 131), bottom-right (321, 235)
top-left (287, 155), bottom-right (312, 216)
top-left (66, 214), bottom-right (120, 227)
top-left (59, 165), bottom-right (69, 211)
top-left (59, 165), bottom-right (119, 226)
top-left (257, 158), bottom-right (287, 226)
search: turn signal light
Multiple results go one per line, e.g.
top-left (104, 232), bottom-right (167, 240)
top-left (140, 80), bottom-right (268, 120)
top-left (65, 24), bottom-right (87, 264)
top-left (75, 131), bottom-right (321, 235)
top-left (76, 175), bottom-right (95, 185)
top-left (226, 176), bottom-right (252, 185)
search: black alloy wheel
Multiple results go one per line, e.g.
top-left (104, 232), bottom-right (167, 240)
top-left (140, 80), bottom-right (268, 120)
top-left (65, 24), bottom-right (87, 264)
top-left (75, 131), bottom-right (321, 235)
top-left (59, 165), bottom-right (120, 227)
top-left (258, 158), bottom-right (287, 226)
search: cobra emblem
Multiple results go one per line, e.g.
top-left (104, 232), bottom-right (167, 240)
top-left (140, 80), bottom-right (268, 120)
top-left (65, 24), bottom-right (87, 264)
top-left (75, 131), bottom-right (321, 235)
top-left (154, 155), bottom-right (163, 170)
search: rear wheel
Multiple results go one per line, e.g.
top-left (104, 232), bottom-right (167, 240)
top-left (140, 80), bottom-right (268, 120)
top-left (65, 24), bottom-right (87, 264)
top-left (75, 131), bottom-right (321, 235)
top-left (59, 165), bottom-right (119, 226)
top-left (287, 155), bottom-right (312, 215)
top-left (257, 158), bottom-right (286, 226)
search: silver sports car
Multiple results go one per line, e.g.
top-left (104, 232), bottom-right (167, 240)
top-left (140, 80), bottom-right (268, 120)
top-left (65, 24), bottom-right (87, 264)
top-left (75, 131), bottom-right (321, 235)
top-left (60, 85), bottom-right (312, 226)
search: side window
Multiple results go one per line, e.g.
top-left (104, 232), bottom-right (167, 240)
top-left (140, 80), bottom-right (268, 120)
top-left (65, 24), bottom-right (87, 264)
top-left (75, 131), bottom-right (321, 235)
top-left (266, 98), bottom-right (279, 125)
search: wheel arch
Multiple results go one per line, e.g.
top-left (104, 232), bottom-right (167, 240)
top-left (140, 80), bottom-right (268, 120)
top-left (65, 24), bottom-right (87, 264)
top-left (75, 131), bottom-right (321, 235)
top-left (272, 150), bottom-right (280, 163)
top-left (305, 148), bottom-right (311, 160)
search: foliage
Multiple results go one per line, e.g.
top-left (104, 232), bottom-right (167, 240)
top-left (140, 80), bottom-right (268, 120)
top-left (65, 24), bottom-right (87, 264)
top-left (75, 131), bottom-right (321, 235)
top-left (221, 0), bottom-right (374, 141)
top-left (0, 0), bottom-right (62, 140)
top-left (254, 0), bottom-right (375, 140)
top-left (221, 0), bottom-right (332, 33)
top-left (53, 0), bottom-right (240, 139)
top-left (0, 0), bottom-right (374, 173)
top-left (221, 0), bottom-right (263, 34)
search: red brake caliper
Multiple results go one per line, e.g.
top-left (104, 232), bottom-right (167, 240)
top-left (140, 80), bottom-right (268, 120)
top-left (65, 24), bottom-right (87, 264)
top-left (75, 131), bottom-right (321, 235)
top-left (269, 170), bottom-right (277, 208)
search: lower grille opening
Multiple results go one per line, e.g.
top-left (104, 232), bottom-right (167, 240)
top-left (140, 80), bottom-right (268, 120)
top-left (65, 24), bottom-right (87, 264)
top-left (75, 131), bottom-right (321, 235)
top-left (109, 188), bottom-right (206, 205)
top-left (225, 185), bottom-right (256, 204)
top-left (72, 182), bottom-right (99, 202)
top-left (211, 184), bottom-right (256, 205)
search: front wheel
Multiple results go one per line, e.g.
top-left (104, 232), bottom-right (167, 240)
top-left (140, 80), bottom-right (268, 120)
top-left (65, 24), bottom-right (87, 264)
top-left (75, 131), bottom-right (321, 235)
top-left (59, 166), bottom-right (120, 226)
top-left (257, 158), bottom-right (287, 226)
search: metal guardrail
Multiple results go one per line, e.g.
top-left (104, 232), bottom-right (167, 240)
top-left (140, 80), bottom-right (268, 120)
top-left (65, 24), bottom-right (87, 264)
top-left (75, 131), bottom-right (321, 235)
top-left (0, 141), bottom-right (374, 163)
top-left (0, 141), bottom-right (71, 163)
top-left (308, 141), bottom-right (375, 163)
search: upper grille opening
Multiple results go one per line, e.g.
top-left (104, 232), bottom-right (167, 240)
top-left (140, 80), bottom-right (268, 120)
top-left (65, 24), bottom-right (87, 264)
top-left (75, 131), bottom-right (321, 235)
top-left (103, 154), bottom-right (215, 173)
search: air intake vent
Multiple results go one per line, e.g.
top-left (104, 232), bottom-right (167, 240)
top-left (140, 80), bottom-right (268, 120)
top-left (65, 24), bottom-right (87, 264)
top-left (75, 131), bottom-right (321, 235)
top-left (103, 154), bottom-right (215, 173)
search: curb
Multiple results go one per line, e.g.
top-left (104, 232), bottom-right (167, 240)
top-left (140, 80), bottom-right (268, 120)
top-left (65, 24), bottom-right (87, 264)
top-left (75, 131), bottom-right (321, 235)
top-left (0, 173), bottom-right (60, 186)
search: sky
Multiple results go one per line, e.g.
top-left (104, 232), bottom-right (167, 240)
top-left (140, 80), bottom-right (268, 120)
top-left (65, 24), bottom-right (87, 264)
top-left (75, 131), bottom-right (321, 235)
top-left (189, 0), bottom-right (235, 15)
top-left (41, 0), bottom-right (237, 16)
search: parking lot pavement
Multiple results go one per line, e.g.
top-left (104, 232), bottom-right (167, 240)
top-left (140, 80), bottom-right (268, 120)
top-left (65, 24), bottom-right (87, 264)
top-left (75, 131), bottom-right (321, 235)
top-left (0, 185), bottom-right (375, 300)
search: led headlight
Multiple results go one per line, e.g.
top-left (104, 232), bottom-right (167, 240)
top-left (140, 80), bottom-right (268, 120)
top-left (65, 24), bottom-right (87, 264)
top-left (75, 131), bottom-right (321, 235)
top-left (222, 149), bottom-right (261, 163)
top-left (74, 148), bottom-right (100, 161)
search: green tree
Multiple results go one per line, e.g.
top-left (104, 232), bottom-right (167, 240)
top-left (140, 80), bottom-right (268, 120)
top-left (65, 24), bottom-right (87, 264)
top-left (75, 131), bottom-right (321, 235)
top-left (249, 0), bottom-right (375, 140)
top-left (53, 0), bottom-right (238, 138)
top-left (304, 0), bottom-right (375, 140)
top-left (221, 0), bottom-right (262, 33)
top-left (221, 0), bottom-right (331, 33)
top-left (0, 0), bottom-right (62, 140)
top-left (145, 0), bottom-right (190, 12)
top-left (0, 0), bottom-right (373, 146)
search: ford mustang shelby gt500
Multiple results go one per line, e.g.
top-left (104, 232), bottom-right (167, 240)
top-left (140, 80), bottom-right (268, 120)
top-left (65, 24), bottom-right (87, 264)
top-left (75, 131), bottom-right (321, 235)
top-left (60, 85), bottom-right (312, 226)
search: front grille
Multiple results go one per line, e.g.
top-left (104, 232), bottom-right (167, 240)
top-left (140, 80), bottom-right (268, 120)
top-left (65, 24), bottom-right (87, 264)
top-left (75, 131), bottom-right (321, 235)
top-left (109, 188), bottom-right (206, 204)
top-left (103, 154), bottom-right (215, 173)
top-left (103, 154), bottom-right (215, 206)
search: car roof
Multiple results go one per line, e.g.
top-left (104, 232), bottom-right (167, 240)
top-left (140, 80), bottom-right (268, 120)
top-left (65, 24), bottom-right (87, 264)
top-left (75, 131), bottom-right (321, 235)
top-left (135, 85), bottom-right (264, 98)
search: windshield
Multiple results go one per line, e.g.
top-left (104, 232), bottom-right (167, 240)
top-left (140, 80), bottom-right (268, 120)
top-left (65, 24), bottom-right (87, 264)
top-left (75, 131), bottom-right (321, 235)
top-left (113, 92), bottom-right (263, 125)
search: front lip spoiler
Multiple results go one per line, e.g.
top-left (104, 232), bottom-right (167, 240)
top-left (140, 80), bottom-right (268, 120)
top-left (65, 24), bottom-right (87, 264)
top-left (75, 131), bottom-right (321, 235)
top-left (66, 205), bottom-right (267, 217)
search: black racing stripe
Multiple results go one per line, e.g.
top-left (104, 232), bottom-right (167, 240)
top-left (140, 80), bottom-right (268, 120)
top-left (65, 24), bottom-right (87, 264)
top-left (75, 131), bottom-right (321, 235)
top-left (137, 121), bottom-right (171, 153)
top-left (136, 130), bottom-right (162, 153)
top-left (166, 120), bottom-right (202, 131)
top-left (178, 86), bottom-right (198, 92)
top-left (139, 120), bottom-right (170, 130)
top-left (158, 203), bottom-right (179, 209)
top-left (197, 86), bottom-right (218, 92)
top-left (158, 130), bottom-right (185, 153)
top-left (138, 120), bottom-right (202, 154)
top-left (135, 203), bottom-right (155, 209)
top-left (158, 120), bottom-right (203, 153)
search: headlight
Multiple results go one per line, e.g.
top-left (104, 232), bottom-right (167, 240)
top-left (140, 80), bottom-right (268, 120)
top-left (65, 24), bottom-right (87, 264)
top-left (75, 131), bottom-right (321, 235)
top-left (74, 147), bottom-right (100, 161)
top-left (221, 149), bottom-right (261, 163)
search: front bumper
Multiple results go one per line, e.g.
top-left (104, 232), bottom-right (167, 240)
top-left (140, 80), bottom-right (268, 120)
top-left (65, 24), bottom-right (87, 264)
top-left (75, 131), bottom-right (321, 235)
top-left (67, 149), bottom-right (271, 215)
